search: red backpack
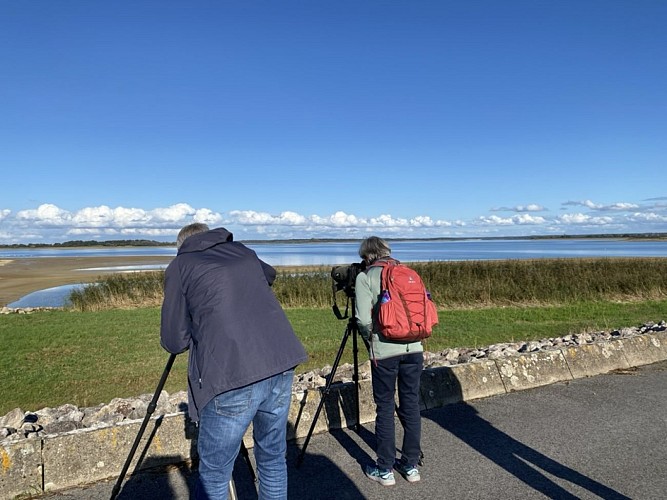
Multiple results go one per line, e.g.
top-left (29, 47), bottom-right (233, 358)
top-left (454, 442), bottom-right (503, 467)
top-left (371, 258), bottom-right (439, 342)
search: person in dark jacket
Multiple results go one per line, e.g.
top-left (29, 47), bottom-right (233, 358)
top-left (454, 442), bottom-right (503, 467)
top-left (160, 223), bottom-right (308, 500)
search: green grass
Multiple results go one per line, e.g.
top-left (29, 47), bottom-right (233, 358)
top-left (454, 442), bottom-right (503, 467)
top-left (1, 300), bottom-right (666, 415)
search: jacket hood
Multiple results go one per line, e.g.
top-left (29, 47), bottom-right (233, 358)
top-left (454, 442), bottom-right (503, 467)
top-left (178, 227), bottom-right (234, 254)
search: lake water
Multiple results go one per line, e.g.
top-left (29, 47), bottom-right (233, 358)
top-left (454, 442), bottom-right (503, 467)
top-left (4, 238), bottom-right (667, 308)
top-left (4, 238), bottom-right (667, 265)
top-left (8, 284), bottom-right (87, 308)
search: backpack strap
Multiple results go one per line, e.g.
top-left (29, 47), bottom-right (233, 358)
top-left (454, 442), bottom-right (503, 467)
top-left (368, 257), bottom-right (399, 290)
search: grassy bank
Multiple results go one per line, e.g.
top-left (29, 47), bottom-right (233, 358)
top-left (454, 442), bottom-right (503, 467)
top-left (1, 300), bottom-right (666, 416)
top-left (68, 258), bottom-right (667, 311)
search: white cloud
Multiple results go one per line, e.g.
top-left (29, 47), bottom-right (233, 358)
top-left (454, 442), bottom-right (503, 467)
top-left (613, 203), bottom-right (639, 210)
top-left (151, 203), bottom-right (198, 222)
top-left (562, 200), bottom-right (639, 211)
top-left (229, 210), bottom-right (309, 226)
top-left (16, 204), bottom-right (72, 225)
top-left (71, 206), bottom-right (154, 227)
top-left (228, 210), bottom-right (458, 231)
top-left (368, 214), bottom-right (404, 227)
top-left (71, 206), bottom-right (115, 226)
top-left (477, 215), bottom-right (514, 226)
top-left (492, 204), bottom-right (546, 213)
top-left (475, 214), bottom-right (546, 226)
top-left (558, 213), bottom-right (614, 225)
top-left (113, 207), bottom-right (152, 226)
top-left (117, 228), bottom-right (182, 236)
top-left (193, 208), bottom-right (224, 224)
top-left (627, 212), bottom-right (667, 223)
top-left (516, 214), bottom-right (546, 224)
top-left (68, 228), bottom-right (118, 236)
top-left (328, 211), bottom-right (362, 227)
top-left (0, 203), bottom-right (223, 243)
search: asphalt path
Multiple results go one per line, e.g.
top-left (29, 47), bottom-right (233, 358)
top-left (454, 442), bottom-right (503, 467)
top-left (38, 360), bottom-right (667, 500)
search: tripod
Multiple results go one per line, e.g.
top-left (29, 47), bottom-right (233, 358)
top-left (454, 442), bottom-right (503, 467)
top-left (296, 296), bottom-right (362, 467)
top-left (110, 354), bottom-right (256, 500)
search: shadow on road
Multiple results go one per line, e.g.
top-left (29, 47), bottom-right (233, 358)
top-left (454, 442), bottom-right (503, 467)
top-left (114, 410), bottom-right (365, 500)
top-left (425, 402), bottom-right (630, 500)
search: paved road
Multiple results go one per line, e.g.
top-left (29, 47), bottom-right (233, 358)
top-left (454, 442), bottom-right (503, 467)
top-left (38, 360), bottom-right (667, 500)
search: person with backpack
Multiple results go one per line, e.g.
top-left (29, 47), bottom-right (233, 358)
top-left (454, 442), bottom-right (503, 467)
top-left (354, 236), bottom-right (436, 486)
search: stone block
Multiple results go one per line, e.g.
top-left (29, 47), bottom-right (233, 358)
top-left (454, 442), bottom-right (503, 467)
top-left (620, 332), bottom-right (667, 367)
top-left (495, 350), bottom-right (573, 391)
top-left (42, 413), bottom-right (194, 491)
top-left (305, 379), bottom-right (375, 433)
top-left (561, 341), bottom-right (630, 378)
top-left (288, 389), bottom-right (331, 441)
top-left (450, 360), bottom-right (506, 401)
top-left (419, 366), bottom-right (464, 410)
top-left (654, 330), bottom-right (667, 358)
top-left (0, 438), bottom-right (43, 499)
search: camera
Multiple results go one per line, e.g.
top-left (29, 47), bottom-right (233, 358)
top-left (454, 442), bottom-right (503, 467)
top-left (331, 261), bottom-right (366, 298)
top-left (330, 261), bottom-right (366, 320)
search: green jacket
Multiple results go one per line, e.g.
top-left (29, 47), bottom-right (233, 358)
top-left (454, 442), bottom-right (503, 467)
top-left (354, 260), bottom-right (423, 361)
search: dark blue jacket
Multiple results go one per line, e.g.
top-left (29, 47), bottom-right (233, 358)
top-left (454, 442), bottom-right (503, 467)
top-left (160, 227), bottom-right (308, 421)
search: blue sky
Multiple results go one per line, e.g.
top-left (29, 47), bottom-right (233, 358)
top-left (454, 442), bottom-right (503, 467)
top-left (1, 0), bottom-right (666, 243)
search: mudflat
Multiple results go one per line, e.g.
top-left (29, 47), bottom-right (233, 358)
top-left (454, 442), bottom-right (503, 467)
top-left (0, 256), bottom-right (174, 307)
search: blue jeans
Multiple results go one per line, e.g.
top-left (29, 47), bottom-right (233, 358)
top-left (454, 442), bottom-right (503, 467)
top-left (196, 369), bottom-right (294, 500)
top-left (371, 352), bottom-right (423, 470)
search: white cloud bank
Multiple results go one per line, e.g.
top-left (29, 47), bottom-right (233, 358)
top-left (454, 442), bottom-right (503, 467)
top-left (0, 198), bottom-right (666, 244)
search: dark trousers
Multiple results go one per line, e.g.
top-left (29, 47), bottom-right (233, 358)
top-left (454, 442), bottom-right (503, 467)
top-left (370, 352), bottom-right (423, 469)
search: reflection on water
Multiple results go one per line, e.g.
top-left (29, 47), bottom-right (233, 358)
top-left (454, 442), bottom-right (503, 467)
top-left (8, 284), bottom-right (87, 308)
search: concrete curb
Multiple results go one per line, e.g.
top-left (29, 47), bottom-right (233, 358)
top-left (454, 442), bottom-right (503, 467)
top-left (2, 331), bottom-right (667, 498)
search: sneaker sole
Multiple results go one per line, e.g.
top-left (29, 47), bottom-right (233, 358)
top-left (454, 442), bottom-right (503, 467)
top-left (395, 469), bottom-right (421, 483)
top-left (366, 473), bottom-right (396, 486)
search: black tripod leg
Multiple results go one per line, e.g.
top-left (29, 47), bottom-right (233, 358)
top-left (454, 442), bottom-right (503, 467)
top-left (351, 322), bottom-right (361, 432)
top-left (296, 325), bottom-right (352, 467)
top-left (110, 353), bottom-right (177, 500)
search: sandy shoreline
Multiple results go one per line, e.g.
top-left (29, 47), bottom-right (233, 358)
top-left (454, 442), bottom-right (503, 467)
top-left (0, 256), bottom-right (175, 307)
top-left (0, 257), bottom-right (330, 307)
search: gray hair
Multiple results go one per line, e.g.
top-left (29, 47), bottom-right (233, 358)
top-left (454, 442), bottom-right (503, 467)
top-left (358, 236), bottom-right (391, 263)
top-left (177, 223), bottom-right (210, 249)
